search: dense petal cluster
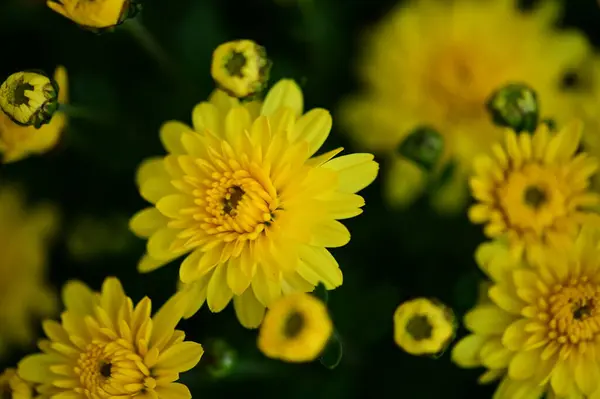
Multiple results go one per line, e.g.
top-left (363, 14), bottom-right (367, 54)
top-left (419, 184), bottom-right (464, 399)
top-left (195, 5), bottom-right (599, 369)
top-left (18, 277), bottom-right (203, 399)
top-left (340, 0), bottom-right (593, 213)
top-left (0, 186), bottom-right (58, 358)
top-left (452, 228), bottom-right (600, 398)
top-left (130, 79), bottom-right (378, 328)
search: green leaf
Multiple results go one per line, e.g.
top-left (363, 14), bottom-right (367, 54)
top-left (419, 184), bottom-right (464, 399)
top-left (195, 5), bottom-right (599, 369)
top-left (319, 330), bottom-right (342, 370)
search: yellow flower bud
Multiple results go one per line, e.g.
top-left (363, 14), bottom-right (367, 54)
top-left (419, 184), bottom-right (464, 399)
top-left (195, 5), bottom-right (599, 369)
top-left (47, 0), bottom-right (140, 30)
top-left (0, 71), bottom-right (59, 128)
top-left (211, 40), bottom-right (272, 99)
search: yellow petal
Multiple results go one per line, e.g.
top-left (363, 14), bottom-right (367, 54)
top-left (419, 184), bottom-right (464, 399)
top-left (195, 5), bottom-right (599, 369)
top-left (451, 334), bottom-right (486, 368)
top-left (321, 192), bottom-right (365, 220)
top-left (136, 157), bottom-right (168, 188)
top-left (138, 252), bottom-right (183, 273)
top-left (233, 288), bottom-right (266, 329)
top-left (206, 264), bottom-right (233, 312)
top-left (62, 280), bottom-right (95, 316)
top-left (251, 266), bottom-right (281, 306)
top-left (192, 102), bottom-right (222, 135)
top-left (224, 106), bottom-right (252, 147)
top-left (291, 109), bottom-right (332, 157)
top-left (508, 349), bottom-right (540, 380)
top-left (208, 89), bottom-right (239, 114)
top-left (179, 249), bottom-right (205, 283)
top-left (147, 228), bottom-right (180, 260)
top-left (306, 147), bottom-right (344, 167)
top-left (551, 360), bottom-right (574, 396)
top-left (480, 339), bottom-right (512, 369)
top-left (488, 285), bottom-right (523, 314)
top-left (130, 208), bottom-right (167, 238)
top-left (464, 304), bottom-right (514, 335)
top-left (156, 194), bottom-right (194, 219)
top-left (100, 277), bottom-right (126, 326)
top-left (261, 79), bottom-right (303, 117)
top-left (575, 354), bottom-right (599, 395)
top-left (180, 277), bottom-right (209, 319)
top-left (324, 153), bottom-right (379, 194)
top-left (552, 120), bottom-right (583, 162)
top-left (18, 354), bottom-right (55, 383)
top-left (502, 319), bottom-right (531, 351)
top-left (227, 257), bottom-right (252, 295)
top-left (150, 292), bottom-right (187, 350)
top-left (160, 121), bottom-right (192, 155)
top-left (155, 342), bottom-right (204, 373)
top-left (155, 383), bottom-right (192, 399)
top-left (297, 246), bottom-right (342, 289)
top-left (309, 220), bottom-right (351, 248)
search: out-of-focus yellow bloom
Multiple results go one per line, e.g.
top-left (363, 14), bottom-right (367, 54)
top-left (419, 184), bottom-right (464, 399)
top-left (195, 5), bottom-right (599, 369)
top-left (452, 228), bottom-right (600, 398)
top-left (469, 121), bottom-right (600, 261)
top-left (0, 67), bottom-right (68, 163)
top-left (0, 71), bottom-right (58, 128)
top-left (393, 298), bottom-right (455, 356)
top-left (211, 40), bottom-right (271, 98)
top-left (0, 369), bottom-right (35, 399)
top-left (18, 277), bottom-right (203, 399)
top-left (46, 0), bottom-right (139, 29)
top-left (130, 79), bottom-right (378, 329)
top-left (340, 0), bottom-right (593, 213)
top-left (258, 293), bottom-right (332, 362)
top-left (0, 186), bottom-right (58, 359)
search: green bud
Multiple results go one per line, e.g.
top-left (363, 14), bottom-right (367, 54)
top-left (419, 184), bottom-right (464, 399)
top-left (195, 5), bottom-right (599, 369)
top-left (203, 338), bottom-right (237, 378)
top-left (486, 83), bottom-right (539, 133)
top-left (397, 126), bottom-right (444, 171)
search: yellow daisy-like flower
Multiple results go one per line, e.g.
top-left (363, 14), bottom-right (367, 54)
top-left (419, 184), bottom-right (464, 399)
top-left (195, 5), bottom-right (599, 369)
top-left (452, 228), bottom-right (600, 398)
top-left (211, 40), bottom-right (271, 99)
top-left (18, 277), bottom-right (203, 399)
top-left (393, 298), bottom-right (455, 356)
top-left (0, 67), bottom-right (68, 164)
top-left (468, 120), bottom-right (600, 261)
top-left (130, 79), bottom-right (378, 328)
top-left (0, 369), bottom-right (35, 399)
top-left (47, 0), bottom-right (138, 29)
top-left (257, 292), bottom-right (332, 362)
top-left (0, 71), bottom-right (58, 128)
top-left (340, 0), bottom-right (592, 213)
top-left (0, 186), bottom-right (58, 358)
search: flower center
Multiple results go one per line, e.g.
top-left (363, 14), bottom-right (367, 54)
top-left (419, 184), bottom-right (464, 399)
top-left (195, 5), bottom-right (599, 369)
top-left (547, 278), bottom-right (600, 345)
top-left (222, 185), bottom-right (245, 215)
top-left (283, 311), bottom-right (305, 339)
top-left (405, 314), bottom-right (433, 341)
top-left (76, 343), bottom-right (113, 395)
top-left (225, 51), bottom-right (247, 77)
top-left (523, 185), bottom-right (547, 209)
top-left (12, 82), bottom-right (34, 106)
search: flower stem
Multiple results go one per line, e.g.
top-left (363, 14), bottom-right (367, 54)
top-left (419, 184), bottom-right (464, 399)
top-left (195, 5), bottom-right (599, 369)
top-left (58, 104), bottom-right (112, 125)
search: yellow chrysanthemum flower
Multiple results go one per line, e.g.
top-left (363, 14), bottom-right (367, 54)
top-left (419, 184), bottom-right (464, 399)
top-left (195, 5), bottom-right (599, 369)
top-left (258, 292), bottom-right (332, 362)
top-left (0, 71), bottom-right (58, 128)
top-left (393, 298), bottom-right (455, 356)
top-left (18, 277), bottom-right (203, 399)
top-left (211, 40), bottom-right (271, 99)
top-left (452, 228), bottom-right (600, 398)
top-left (130, 79), bottom-right (378, 328)
top-left (468, 120), bottom-right (600, 261)
top-left (0, 67), bottom-right (68, 163)
top-left (0, 368), bottom-right (35, 399)
top-left (47, 0), bottom-right (138, 29)
top-left (340, 0), bottom-right (592, 213)
top-left (0, 186), bottom-right (58, 358)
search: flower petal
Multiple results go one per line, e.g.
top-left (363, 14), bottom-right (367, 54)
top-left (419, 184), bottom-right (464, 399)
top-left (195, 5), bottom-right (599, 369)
top-left (206, 264), bottom-right (233, 312)
top-left (130, 208), bottom-right (167, 238)
top-left (261, 79), bottom-right (303, 117)
top-left (227, 256), bottom-right (252, 295)
top-left (508, 349), bottom-right (540, 380)
top-left (464, 304), bottom-right (514, 335)
top-left (62, 280), bottom-right (95, 316)
top-left (233, 288), bottom-right (266, 329)
top-left (251, 266), bottom-right (282, 306)
top-left (324, 153), bottom-right (379, 194)
top-left (451, 334), bottom-right (487, 368)
top-left (160, 121), bottom-right (192, 155)
top-left (147, 228), bottom-right (181, 260)
top-left (18, 354), bottom-right (56, 383)
top-left (297, 246), bottom-right (342, 289)
top-left (309, 220), bottom-right (351, 248)
top-left (155, 341), bottom-right (204, 373)
top-left (502, 319), bottom-right (530, 351)
top-left (291, 109), bottom-right (332, 157)
top-left (192, 102), bottom-right (222, 135)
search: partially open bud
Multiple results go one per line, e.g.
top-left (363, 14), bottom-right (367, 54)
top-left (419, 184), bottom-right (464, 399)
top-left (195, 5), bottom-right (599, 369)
top-left (486, 83), bottom-right (539, 133)
top-left (47, 0), bottom-right (141, 31)
top-left (211, 40), bottom-right (272, 99)
top-left (0, 71), bottom-right (59, 128)
top-left (202, 338), bottom-right (237, 378)
top-left (397, 126), bottom-right (444, 172)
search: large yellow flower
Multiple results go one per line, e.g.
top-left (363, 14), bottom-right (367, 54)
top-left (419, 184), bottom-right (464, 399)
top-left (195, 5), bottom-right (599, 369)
top-left (468, 120), bottom-right (600, 261)
top-left (0, 67), bottom-right (68, 163)
top-left (18, 277), bottom-right (203, 399)
top-left (130, 79), bottom-right (378, 328)
top-left (452, 230), bottom-right (600, 398)
top-left (0, 186), bottom-right (58, 358)
top-left (340, 0), bottom-right (592, 213)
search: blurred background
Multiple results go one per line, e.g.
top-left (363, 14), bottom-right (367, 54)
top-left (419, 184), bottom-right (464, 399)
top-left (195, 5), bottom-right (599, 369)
top-left (1, 0), bottom-right (599, 397)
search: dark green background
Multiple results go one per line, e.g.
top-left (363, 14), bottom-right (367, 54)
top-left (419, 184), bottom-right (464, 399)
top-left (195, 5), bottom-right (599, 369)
top-left (1, 0), bottom-right (599, 397)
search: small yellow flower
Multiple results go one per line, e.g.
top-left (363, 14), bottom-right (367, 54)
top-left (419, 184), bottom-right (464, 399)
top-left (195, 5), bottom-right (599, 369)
top-left (211, 40), bottom-right (271, 98)
top-left (0, 67), bottom-right (68, 163)
top-left (0, 186), bottom-right (58, 359)
top-left (393, 298), bottom-right (455, 356)
top-left (130, 79), bottom-right (378, 328)
top-left (258, 293), bottom-right (332, 362)
top-left (0, 369), bottom-right (35, 399)
top-left (0, 71), bottom-right (58, 128)
top-left (18, 277), bottom-right (203, 399)
top-left (452, 227), bottom-right (600, 398)
top-left (47, 0), bottom-right (139, 29)
top-left (468, 120), bottom-right (600, 260)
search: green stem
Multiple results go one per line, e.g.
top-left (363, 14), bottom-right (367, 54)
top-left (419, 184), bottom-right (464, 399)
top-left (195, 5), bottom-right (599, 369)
top-left (58, 104), bottom-right (112, 124)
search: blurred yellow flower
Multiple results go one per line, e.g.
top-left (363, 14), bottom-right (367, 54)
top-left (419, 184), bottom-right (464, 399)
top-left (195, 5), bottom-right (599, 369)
top-left (18, 277), bottom-right (203, 399)
top-left (393, 298), bottom-right (455, 356)
top-left (211, 40), bottom-right (271, 99)
top-left (130, 79), bottom-right (378, 328)
top-left (258, 292), bottom-right (332, 362)
top-left (0, 71), bottom-right (58, 128)
top-left (0, 368), bottom-right (35, 399)
top-left (0, 67), bottom-right (68, 163)
top-left (469, 120), bottom-right (599, 261)
top-left (340, 0), bottom-right (592, 213)
top-left (0, 186), bottom-right (58, 358)
top-left (47, 0), bottom-right (138, 29)
top-left (452, 227), bottom-right (600, 398)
